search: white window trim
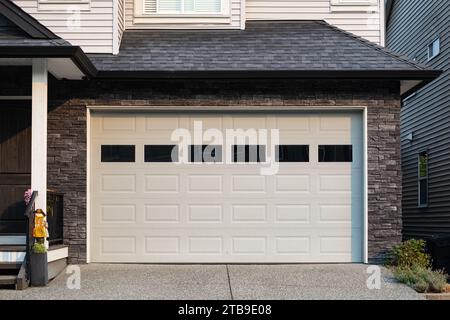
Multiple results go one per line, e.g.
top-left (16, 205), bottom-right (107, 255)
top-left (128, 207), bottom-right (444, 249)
top-left (428, 37), bottom-right (441, 61)
top-left (138, 0), bottom-right (229, 16)
top-left (39, 0), bottom-right (90, 4)
top-left (331, 0), bottom-right (378, 5)
top-left (38, 0), bottom-right (91, 12)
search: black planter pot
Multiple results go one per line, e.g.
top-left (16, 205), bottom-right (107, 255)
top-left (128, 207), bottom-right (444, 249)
top-left (30, 253), bottom-right (48, 286)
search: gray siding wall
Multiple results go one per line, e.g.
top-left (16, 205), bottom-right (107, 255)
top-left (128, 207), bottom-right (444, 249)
top-left (387, 0), bottom-right (450, 239)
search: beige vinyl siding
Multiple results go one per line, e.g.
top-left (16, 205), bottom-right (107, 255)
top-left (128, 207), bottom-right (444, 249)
top-left (13, 0), bottom-right (114, 53)
top-left (246, 0), bottom-right (381, 44)
top-left (125, 0), bottom-right (242, 29)
top-left (113, 0), bottom-right (125, 53)
top-left (118, 0), bottom-right (125, 41)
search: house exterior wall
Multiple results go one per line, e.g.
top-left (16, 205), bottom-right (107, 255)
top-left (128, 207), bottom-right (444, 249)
top-left (246, 0), bottom-right (383, 44)
top-left (13, 0), bottom-right (383, 54)
top-left (42, 78), bottom-right (402, 264)
top-left (387, 0), bottom-right (450, 239)
top-left (13, 0), bottom-right (115, 53)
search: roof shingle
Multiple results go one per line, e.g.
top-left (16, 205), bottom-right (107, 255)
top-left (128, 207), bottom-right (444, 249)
top-left (89, 20), bottom-right (427, 72)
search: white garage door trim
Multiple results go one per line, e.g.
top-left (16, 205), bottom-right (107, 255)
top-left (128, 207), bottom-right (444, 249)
top-left (86, 106), bottom-right (369, 264)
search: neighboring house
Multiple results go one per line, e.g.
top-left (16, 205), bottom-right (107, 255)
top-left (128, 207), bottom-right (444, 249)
top-left (0, 0), bottom-right (441, 287)
top-left (386, 0), bottom-right (450, 240)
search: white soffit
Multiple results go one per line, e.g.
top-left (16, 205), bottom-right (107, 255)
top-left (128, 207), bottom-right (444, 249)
top-left (48, 58), bottom-right (85, 80)
top-left (401, 80), bottom-right (422, 96)
top-left (0, 58), bottom-right (85, 80)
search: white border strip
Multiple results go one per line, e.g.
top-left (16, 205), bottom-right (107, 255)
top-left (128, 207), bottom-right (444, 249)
top-left (48, 246), bottom-right (69, 263)
top-left (86, 105), bottom-right (369, 264)
top-left (86, 108), bottom-right (92, 263)
top-left (363, 107), bottom-right (369, 263)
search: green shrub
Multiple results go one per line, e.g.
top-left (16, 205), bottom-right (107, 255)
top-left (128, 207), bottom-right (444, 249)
top-left (393, 266), bottom-right (448, 293)
top-left (32, 242), bottom-right (47, 254)
top-left (389, 239), bottom-right (431, 269)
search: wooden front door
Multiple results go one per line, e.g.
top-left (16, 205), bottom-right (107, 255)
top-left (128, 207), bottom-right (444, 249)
top-left (0, 101), bottom-right (31, 234)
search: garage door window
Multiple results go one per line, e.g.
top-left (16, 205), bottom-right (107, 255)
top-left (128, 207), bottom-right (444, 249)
top-left (232, 145), bottom-right (266, 163)
top-left (145, 145), bottom-right (178, 162)
top-left (318, 145), bottom-right (352, 162)
top-left (189, 145), bottom-right (222, 163)
top-left (101, 145), bottom-right (135, 162)
top-left (276, 145), bottom-right (309, 162)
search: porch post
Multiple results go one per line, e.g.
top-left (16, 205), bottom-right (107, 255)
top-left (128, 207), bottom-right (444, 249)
top-left (31, 58), bottom-right (48, 210)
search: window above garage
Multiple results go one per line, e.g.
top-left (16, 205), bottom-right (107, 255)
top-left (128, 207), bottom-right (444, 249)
top-left (141, 0), bottom-right (228, 15)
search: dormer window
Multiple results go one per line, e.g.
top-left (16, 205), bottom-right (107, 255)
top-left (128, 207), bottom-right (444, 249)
top-left (144, 0), bottom-right (223, 14)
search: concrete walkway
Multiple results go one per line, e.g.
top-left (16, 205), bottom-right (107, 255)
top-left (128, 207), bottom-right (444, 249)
top-left (0, 264), bottom-right (423, 300)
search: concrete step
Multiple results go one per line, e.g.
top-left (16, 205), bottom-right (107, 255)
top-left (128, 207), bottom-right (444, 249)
top-left (0, 275), bottom-right (17, 286)
top-left (0, 262), bottom-right (21, 271)
top-left (0, 246), bottom-right (26, 252)
top-left (0, 235), bottom-right (26, 246)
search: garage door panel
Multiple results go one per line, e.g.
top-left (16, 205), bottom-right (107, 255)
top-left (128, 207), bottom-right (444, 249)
top-left (90, 112), bottom-right (364, 263)
top-left (145, 174), bottom-right (180, 193)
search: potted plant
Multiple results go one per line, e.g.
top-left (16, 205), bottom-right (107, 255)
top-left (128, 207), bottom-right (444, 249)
top-left (29, 208), bottom-right (49, 286)
top-left (30, 241), bottom-right (48, 286)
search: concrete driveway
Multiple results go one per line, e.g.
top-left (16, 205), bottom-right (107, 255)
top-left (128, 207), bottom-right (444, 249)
top-left (0, 264), bottom-right (423, 300)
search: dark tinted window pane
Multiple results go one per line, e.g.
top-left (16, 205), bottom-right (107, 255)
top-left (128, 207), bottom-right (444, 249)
top-left (419, 179), bottom-right (428, 206)
top-left (145, 145), bottom-right (178, 162)
top-left (419, 152), bottom-right (428, 178)
top-left (318, 145), bottom-right (352, 162)
top-left (276, 145), bottom-right (309, 162)
top-left (101, 145), bottom-right (135, 162)
top-left (189, 145), bottom-right (222, 163)
top-left (232, 145), bottom-right (266, 163)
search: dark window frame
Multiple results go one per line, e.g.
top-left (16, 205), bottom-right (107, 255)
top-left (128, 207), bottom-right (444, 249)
top-left (276, 145), bottom-right (309, 162)
top-left (318, 145), bottom-right (353, 163)
top-left (188, 144), bottom-right (223, 163)
top-left (144, 145), bottom-right (178, 163)
top-left (101, 145), bottom-right (135, 163)
top-left (232, 145), bottom-right (266, 163)
top-left (418, 150), bottom-right (429, 208)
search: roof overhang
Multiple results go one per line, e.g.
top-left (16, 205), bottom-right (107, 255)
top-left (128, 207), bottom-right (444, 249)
top-left (95, 69), bottom-right (442, 98)
top-left (0, 46), bottom-right (97, 79)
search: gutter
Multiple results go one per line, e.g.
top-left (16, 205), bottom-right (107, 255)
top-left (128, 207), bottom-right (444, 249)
top-left (95, 69), bottom-right (442, 98)
top-left (94, 69), bottom-right (442, 81)
top-left (0, 46), bottom-right (97, 78)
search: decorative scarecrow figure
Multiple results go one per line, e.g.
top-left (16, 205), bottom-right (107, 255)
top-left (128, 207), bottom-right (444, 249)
top-left (33, 209), bottom-right (49, 244)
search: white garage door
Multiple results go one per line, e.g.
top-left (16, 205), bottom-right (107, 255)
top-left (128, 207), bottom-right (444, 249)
top-left (90, 112), bottom-right (364, 263)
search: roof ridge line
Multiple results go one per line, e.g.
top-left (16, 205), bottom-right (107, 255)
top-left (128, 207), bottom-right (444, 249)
top-left (318, 20), bottom-right (427, 71)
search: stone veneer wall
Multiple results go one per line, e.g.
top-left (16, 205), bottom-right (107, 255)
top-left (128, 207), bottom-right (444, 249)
top-left (46, 79), bottom-right (402, 264)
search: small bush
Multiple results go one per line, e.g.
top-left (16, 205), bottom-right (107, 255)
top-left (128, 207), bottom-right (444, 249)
top-left (389, 239), bottom-right (431, 269)
top-left (393, 266), bottom-right (448, 293)
top-left (32, 242), bottom-right (47, 254)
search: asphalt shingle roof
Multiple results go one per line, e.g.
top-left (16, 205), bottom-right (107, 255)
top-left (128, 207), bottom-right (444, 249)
top-left (0, 38), bottom-right (72, 46)
top-left (89, 20), bottom-right (426, 72)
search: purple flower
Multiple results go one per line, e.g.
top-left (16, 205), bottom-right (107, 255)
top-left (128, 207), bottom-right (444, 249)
top-left (24, 189), bottom-right (32, 205)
